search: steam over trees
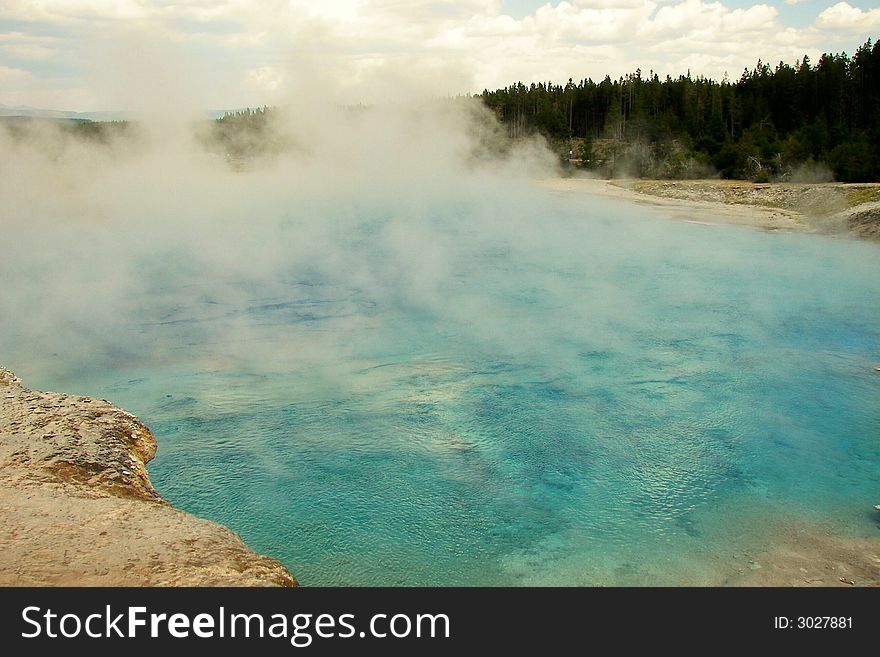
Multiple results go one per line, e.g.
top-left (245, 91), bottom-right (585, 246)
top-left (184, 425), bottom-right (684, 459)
top-left (5, 40), bottom-right (876, 182)
top-left (479, 38), bottom-right (880, 182)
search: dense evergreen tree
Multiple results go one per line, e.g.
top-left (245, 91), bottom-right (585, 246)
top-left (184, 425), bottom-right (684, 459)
top-left (206, 106), bottom-right (281, 159)
top-left (479, 39), bottom-right (880, 182)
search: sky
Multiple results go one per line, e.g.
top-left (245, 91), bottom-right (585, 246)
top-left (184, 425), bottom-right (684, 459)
top-left (0, 0), bottom-right (878, 111)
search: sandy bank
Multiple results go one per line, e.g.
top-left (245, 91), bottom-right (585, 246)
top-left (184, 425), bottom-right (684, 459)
top-left (544, 177), bottom-right (880, 239)
top-left (720, 516), bottom-right (880, 587)
top-left (0, 367), bottom-right (296, 586)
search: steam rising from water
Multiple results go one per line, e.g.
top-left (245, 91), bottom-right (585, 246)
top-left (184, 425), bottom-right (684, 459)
top-left (1, 99), bottom-right (556, 377)
top-left (2, 102), bottom-right (879, 585)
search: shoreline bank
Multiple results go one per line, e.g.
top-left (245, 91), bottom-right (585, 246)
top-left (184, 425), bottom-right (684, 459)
top-left (0, 367), bottom-right (296, 586)
top-left (722, 518), bottom-right (880, 586)
top-left (543, 176), bottom-right (880, 239)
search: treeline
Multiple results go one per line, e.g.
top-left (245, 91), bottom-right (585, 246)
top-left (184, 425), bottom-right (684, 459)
top-left (199, 106), bottom-right (289, 160)
top-left (479, 38), bottom-right (880, 182)
top-left (0, 116), bottom-right (133, 143)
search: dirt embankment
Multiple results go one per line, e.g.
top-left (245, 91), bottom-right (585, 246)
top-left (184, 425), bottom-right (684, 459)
top-left (724, 531), bottom-right (880, 587)
top-left (0, 367), bottom-right (297, 586)
top-left (618, 179), bottom-right (880, 239)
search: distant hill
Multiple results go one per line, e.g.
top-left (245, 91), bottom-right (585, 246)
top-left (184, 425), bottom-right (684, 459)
top-left (0, 115), bottom-right (92, 125)
top-left (0, 105), bottom-right (231, 121)
top-left (0, 104), bottom-right (129, 121)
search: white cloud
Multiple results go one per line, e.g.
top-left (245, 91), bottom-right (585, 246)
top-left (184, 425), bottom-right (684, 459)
top-left (816, 2), bottom-right (880, 31)
top-left (0, 32), bottom-right (60, 60)
top-left (0, 0), bottom-right (150, 22)
top-left (0, 1), bottom-right (874, 109)
top-left (0, 64), bottom-right (32, 81)
top-left (526, 1), bottom-right (656, 43)
top-left (1, 43), bottom-right (56, 59)
top-left (641, 2), bottom-right (779, 38)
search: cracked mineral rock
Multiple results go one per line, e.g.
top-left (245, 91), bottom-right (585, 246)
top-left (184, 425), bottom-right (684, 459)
top-left (0, 367), bottom-right (297, 586)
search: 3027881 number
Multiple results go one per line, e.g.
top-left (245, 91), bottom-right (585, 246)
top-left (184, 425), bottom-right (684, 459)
top-left (798, 617), bottom-right (852, 629)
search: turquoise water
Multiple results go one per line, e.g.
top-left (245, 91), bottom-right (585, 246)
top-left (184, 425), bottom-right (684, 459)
top-left (4, 187), bottom-right (879, 585)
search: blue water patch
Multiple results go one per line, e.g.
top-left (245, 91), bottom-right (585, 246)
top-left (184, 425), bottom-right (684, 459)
top-left (5, 187), bottom-right (879, 585)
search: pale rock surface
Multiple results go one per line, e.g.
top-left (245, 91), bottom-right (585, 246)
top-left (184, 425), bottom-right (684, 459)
top-left (0, 367), bottom-right (296, 586)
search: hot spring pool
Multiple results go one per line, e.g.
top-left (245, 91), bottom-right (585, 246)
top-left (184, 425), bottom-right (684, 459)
top-left (5, 186), bottom-right (879, 585)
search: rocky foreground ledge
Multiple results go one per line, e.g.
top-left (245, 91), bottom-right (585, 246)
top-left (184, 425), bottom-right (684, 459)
top-left (0, 367), bottom-right (296, 586)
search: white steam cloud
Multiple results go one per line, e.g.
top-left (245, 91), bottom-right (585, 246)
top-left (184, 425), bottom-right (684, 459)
top-left (0, 89), bottom-right (563, 385)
